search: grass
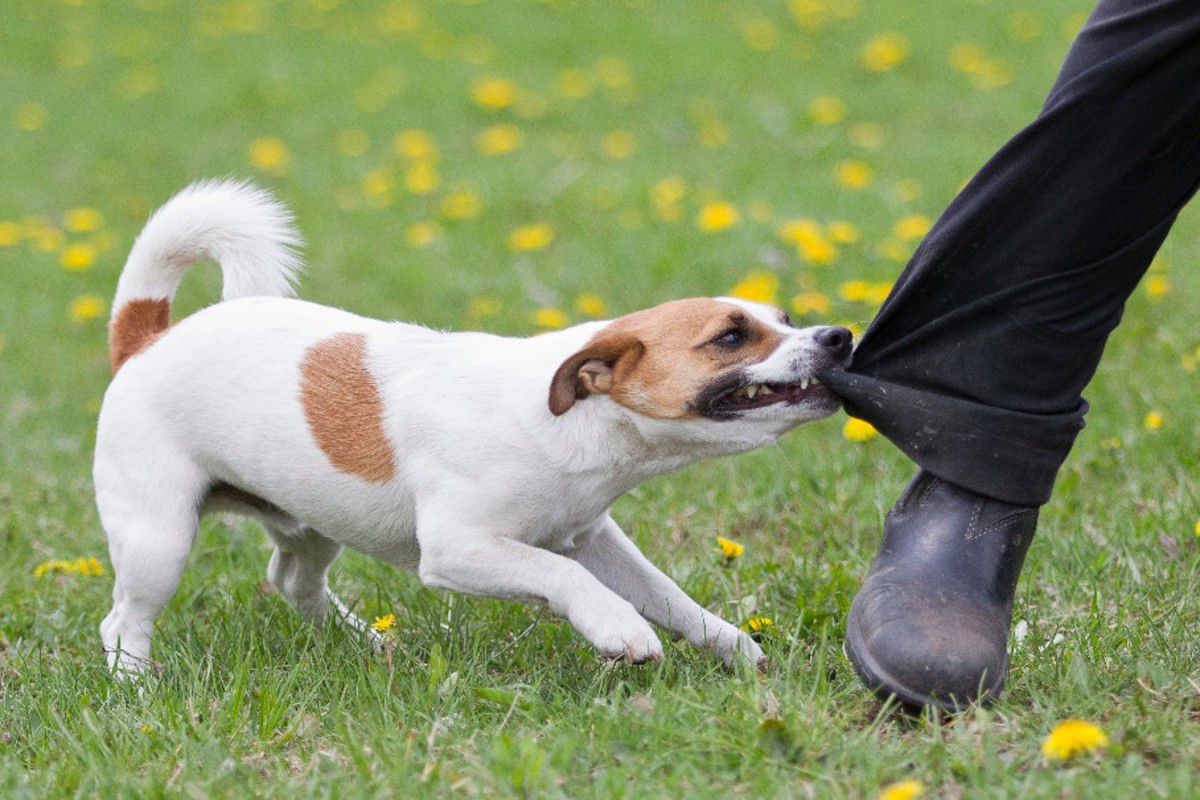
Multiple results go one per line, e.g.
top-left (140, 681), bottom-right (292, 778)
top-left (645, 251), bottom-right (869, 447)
top-left (2, 0), bottom-right (1198, 797)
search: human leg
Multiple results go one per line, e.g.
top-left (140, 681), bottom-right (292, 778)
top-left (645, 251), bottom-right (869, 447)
top-left (819, 0), bottom-right (1200, 708)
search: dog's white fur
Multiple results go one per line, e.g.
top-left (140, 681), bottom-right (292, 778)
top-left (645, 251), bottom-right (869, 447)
top-left (95, 180), bottom-right (850, 675)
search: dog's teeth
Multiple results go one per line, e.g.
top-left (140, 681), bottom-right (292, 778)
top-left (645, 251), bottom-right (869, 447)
top-left (760, 385), bottom-right (774, 395)
top-left (745, 384), bottom-right (759, 399)
top-left (800, 377), bottom-right (810, 391)
top-left (811, 376), bottom-right (821, 386)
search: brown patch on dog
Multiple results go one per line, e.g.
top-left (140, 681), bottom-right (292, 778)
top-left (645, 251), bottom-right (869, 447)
top-left (300, 333), bottom-right (396, 483)
top-left (109, 298), bottom-right (171, 374)
top-left (549, 298), bottom-right (785, 418)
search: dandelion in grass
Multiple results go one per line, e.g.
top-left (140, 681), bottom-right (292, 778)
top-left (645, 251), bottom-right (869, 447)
top-left (468, 295), bottom-right (502, 322)
top-left (372, 614), bottom-right (397, 633)
top-left (1143, 410), bottom-right (1164, 430)
top-left (893, 215), bottom-right (933, 241)
top-left (475, 123), bottom-right (522, 156)
top-left (440, 185), bottom-right (483, 221)
top-left (843, 418), bottom-right (878, 442)
top-left (651, 177), bottom-right (686, 222)
top-left (404, 162), bottom-right (439, 195)
top-left (827, 220), bottom-right (860, 245)
top-left (14, 101), bottom-right (48, 132)
top-left (555, 67), bottom-right (593, 98)
top-left (791, 291), bottom-right (832, 317)
top-left (533, 307), bottom-right (568, 330)
top-left (601, 131), bottom-right (636, 160)
top-left (393, 129), bottom-right (437, 161)
top-left (405, 222), bottom-right (440, 248)
top-left (1042, 719), bottom-right (1109, 761)
top-left (140, 724), bottom-right (154, 735)
top-left (861, 32), bottom-right (909, 72)
top-left (878, 779), bottom-right (924, 800)
top-left (471, 76), bottom-right (518, 110)
top-left (61, 243), bottom-right (97, 271)
top-left (808, 95), bottom-right (846, 125)
top-left (697, 202), bottom-right (739, 232)
top-left (715, 536), bottom-right (744, 560)
top-left (574, 293), bottom-right (607, 319)
top-left (1144, 274), bottom-right (1170, 299)
top-left (64, 207), bottom-right (103, 234)
top-left (69, 295), bottom-right (106, 324)
top-left (739, 17), bottom-right (779, 51)
top-left (741, 615), bottom-right (774, 634)
top-left (848, 120), bottom-right (885, 149)
top-left (834, 160), bottom-right (873, 190)
top-left (247, 137), bottom-right (291, 176)
top-left (34, 556), bottom-right (104, 578)
top-left (730, 271), bottom-right (779, 306)
top-left (508, 223), bottom-right (555, 253)
top-left (1193, 519), bottom-right (1199, 538)
top-left (0, 220), bottom-right (21, 246)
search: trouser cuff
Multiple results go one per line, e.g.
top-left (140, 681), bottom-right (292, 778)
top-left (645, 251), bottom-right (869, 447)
top-left (819, 370), bottom-right (1087, 506)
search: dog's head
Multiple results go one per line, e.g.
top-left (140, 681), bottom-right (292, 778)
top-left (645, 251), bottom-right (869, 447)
top-left (549, 297), bottom-right (851, 437)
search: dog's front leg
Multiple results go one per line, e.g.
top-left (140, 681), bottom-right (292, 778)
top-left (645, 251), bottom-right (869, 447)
top-left (564, 516), bottom-right (765, 671)
top-left (415, 517), bottom-right (663, 664)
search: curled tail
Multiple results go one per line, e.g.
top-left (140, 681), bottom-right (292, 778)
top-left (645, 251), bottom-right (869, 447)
top-left (108, 179), bottom-right (304, 373)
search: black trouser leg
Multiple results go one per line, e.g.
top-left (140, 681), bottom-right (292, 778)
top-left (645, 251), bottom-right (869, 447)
top-left (821, 0), bottom-right (1200, 505)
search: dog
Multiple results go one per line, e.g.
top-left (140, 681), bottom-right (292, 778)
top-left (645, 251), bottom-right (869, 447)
top-left (94, 180), bottom-right (852, 675)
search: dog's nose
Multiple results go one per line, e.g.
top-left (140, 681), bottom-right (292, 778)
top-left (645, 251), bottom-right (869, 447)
top-left (814, 326), bottom-right (853, 360)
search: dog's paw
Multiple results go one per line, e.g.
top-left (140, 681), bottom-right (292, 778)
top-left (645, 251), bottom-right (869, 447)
top-left (718, 629), bottom-right (765, 672)
top-left (579, 609), bottom-right (663, 665)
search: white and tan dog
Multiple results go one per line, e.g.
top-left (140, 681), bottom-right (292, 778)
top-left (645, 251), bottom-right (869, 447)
top-left (95, 180), bottom-right (852, 675)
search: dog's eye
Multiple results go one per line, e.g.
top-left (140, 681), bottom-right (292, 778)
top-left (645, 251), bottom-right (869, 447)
top-left (712, 327), bottom-right (746, 348)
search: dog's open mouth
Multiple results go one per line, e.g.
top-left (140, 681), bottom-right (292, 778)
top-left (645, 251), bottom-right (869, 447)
top-left (713, 376), bottom-right (829, 413)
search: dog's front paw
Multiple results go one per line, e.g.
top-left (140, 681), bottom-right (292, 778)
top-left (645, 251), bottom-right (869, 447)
top-left (717, 628), bottom-right (765, 672)
top-left (578, 607), bottom-right (663, 664)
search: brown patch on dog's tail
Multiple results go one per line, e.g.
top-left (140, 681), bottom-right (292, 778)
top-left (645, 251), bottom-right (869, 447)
top-left (109, 298), bottom-right (171, 374)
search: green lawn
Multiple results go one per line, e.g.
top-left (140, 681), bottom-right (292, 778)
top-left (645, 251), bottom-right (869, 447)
top-left (2, 1), bottom-right (1198, 797)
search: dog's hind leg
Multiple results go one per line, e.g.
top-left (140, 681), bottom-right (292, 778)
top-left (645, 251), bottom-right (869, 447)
top-left (263, 524), bottom-right (380, 646)
top-left (96, 465), bottom-right (205, 676)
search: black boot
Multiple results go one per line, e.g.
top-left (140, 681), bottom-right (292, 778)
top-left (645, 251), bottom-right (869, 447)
top-left (845, 470), bottom-right (1038, 711)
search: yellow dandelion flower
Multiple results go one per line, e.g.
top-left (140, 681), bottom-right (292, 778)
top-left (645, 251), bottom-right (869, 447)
top-left (843, 417), bottom-right (878, 442)
top-left (405, 222), bottom-right (441, 248)
top-left (791, 291), bottom-right (832, 316)
top-left (894, 215), bottom-right (933, 241)
top-left (868, 281), bottom-right (894, 305)
top-left (1143, 410), bottom-right (1164, 430)
top-left (372, 614), bottom-right (396, 632)
top-left (441, 185), bottom-right (483, 220)
top-left (1041, 719), bottom-right (1109, 761)
top-left (594, 57), bottom-right (632, 90)
top-left (555, 67), bottom-right (593, 98)
top-left (740, 615), bottom-right (774, 633)
top-left (1144, 274), bottom-right (1170, 299)
top-left (601, 131), bottom-right (637, 160)
top-left (808, 95), bottom-right (847, 125)
top-left (1193, 519), bottom-right (1199, 538)
top-left (834, 161), bottom-right (873, 190)
top-left (880, 238), bottom-right (912, 262)
top-left (1007, 10), bottom-right (1043, 43)
top-left (393, 128), bottom-right (437, 161)
top-left (878, 779), bottom-right (924, 800)
top-left (740, 17), bottom-right (779, 51)
top-left (651, 176), bottom-right (686, 205)
top-left (471, 76), bottom-right (518, 110)
top-left (730, 271), bottom-right (780, 306)
top-left (404, 162), bottom-right (439, 195)
top-left (476, 123), bottom-right (522, 156)
top-left (575, 293), bottom-right (607, 319)
top-left (892, 179), bottom-right (923, 202)
top-left (533, 307), bottom-right (569, 329)
top-left (798, 235), bottom-right (838, 265)
top-left (467, 295), bottom-right (502, 321)
top-left (61, 243), bottom-right (97, 271)
top-left (861, 32), bottom-right (909, 73)
top-left (509, 223), bottom-right (555, 252)
top-left (848, 121), bottom-right (885, 149)
top-left (838, 280), bottom-right (871, 302)
top-left (64, 207), bottom-right (103, 234)
top-left (140, 724), bottom-right (154, 735)
top-left (949, 43), bottom-right (986, 75)
top-left (14, 102), bottom-right (48, 132)
top-left (69, 295), bottom-right (106, 323)
top-left (715, 536), bottom-right (745, 559)
top-left (0, 221), bottom-right (22, 246)
top-left (827, 220), bottom-right (860, 245)
top-left (247, 137), bottom-right (290, 176)
top-left (697, 202), bottom-right (740, 233)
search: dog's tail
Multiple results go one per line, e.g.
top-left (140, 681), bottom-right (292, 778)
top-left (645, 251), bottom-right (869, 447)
top-left (109, 179), bottom-right (303, 373)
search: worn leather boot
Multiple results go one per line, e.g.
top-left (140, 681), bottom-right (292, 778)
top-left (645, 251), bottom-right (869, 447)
top-left (845, 470), bottom-right (1039, 710)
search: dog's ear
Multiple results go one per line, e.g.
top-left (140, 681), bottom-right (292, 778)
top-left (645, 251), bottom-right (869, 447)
top-left (548, 332), bottom-right (644, 416)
